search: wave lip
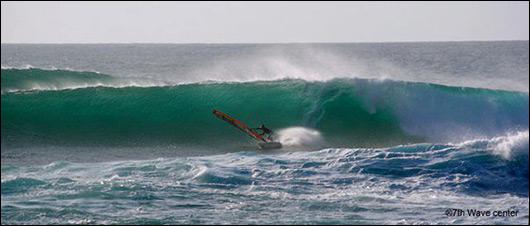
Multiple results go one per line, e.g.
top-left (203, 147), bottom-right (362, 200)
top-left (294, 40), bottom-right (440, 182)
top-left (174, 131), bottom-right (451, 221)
top-left (459, 130), bottom-right (529, 160)
top-left (4, 66), bottom-right (530, 94)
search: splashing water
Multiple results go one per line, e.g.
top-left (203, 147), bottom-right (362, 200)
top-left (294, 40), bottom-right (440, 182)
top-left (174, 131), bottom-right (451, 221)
top-left (276, 127), bottom-right (325, 147)
top-left (489, 131), bottom-right (529, 160)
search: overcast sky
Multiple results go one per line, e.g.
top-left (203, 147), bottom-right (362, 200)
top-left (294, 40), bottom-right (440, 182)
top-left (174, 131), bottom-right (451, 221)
top-left (1, 1), bottom-right (528, 43)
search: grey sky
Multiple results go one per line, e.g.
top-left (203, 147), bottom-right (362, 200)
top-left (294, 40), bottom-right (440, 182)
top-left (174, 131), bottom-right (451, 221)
top-left (1, 1), bottom-right (528, 43)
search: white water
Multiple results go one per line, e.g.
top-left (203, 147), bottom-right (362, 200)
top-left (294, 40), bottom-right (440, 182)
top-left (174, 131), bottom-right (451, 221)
top-left (276, 127), bottom-right (325, 147)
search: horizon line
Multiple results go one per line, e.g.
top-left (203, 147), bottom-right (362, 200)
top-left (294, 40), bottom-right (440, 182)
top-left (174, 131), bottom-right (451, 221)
top-left (2, 39), bottom-right (528, 45)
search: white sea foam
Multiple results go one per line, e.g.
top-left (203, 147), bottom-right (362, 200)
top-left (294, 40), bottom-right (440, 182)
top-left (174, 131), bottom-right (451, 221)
top-left (489, 130), bottom-right (529, 159)
top-left (458, 130), bottom-right (529, 160)
top-left (276, 127), bottom-right (324, 147)
top-left (1, 64), bottom-right (35, 69)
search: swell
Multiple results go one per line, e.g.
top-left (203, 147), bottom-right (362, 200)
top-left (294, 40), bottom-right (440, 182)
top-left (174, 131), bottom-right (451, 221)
top-left (2, 76), bottom-right (528, 148)
top-left (1, 68), bottom-right (165, 93)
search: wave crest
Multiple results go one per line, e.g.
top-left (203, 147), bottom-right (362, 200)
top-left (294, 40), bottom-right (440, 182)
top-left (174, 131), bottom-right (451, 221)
top-left (459, 130), bottom-right (529, 160)
top-left (2, 72), bottom-right (528, 147)
top-left (1, 68), bottom-right (168, 93)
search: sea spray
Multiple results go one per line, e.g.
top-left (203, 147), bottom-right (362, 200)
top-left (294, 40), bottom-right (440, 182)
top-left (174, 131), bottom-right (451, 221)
top-left (276, 127), bottom-right (324, 147)
top-left (2, 42), bottom-right (529, 225)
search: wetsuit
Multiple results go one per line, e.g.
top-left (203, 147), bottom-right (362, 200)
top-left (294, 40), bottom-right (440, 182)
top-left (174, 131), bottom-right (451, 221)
top-left (255, 124), bottom-right (273, 139)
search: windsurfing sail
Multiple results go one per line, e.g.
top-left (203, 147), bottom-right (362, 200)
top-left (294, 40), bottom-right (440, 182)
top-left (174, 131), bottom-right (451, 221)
top-left (212, 109), bottom-right (273, 143)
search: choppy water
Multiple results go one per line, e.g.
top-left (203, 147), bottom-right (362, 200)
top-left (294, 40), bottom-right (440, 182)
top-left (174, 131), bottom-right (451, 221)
top-left (1, 42), bottom-right (529, 224)
top-left (2, 135), bottom-right (529, 224)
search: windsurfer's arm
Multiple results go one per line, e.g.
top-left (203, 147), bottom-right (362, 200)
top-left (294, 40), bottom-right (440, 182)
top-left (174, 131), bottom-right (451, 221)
top-left (252, 128), bottom-right (264, 135)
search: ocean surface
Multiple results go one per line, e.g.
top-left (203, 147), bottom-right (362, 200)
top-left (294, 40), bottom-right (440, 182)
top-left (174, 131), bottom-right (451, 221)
top-left (1, 42), bottom-right (529, 224)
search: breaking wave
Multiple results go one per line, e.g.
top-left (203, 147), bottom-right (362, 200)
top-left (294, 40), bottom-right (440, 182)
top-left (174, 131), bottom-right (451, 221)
top-left (2, 130), bottom-right (528, 224)
top-left (2, 68), bottom-right (527, 148)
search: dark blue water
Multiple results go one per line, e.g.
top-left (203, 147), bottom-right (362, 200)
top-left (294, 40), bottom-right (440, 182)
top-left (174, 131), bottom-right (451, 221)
top-left (1, 42), bottom-right (529, 224)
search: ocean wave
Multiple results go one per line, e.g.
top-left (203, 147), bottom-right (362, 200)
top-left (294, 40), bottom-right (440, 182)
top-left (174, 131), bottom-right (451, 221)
top-left (3, 67), bottom-right (530, 94)
top-left (1, 65), bottom-right (103, 75)
top-left (1, 68), bottom-right (171, 93)
top-left (458, 130), bottom-right (529, 160)
top-left (2, 76), bottom-right (527, 147)
top-left (3, 131), bottom-right (527, 194)
top-left (2, 131), bottom-right (528, 224)
top-left (2, 133), bottom-right (528, 211)
top-left (1, 64), bottom-right (36, 70)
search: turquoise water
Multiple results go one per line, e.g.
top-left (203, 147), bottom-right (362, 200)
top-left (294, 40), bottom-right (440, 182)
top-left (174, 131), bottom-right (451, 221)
top-left (1, 42), bottom-right (529, 224)
top-left (3, 69), bottom-right (527, 148)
